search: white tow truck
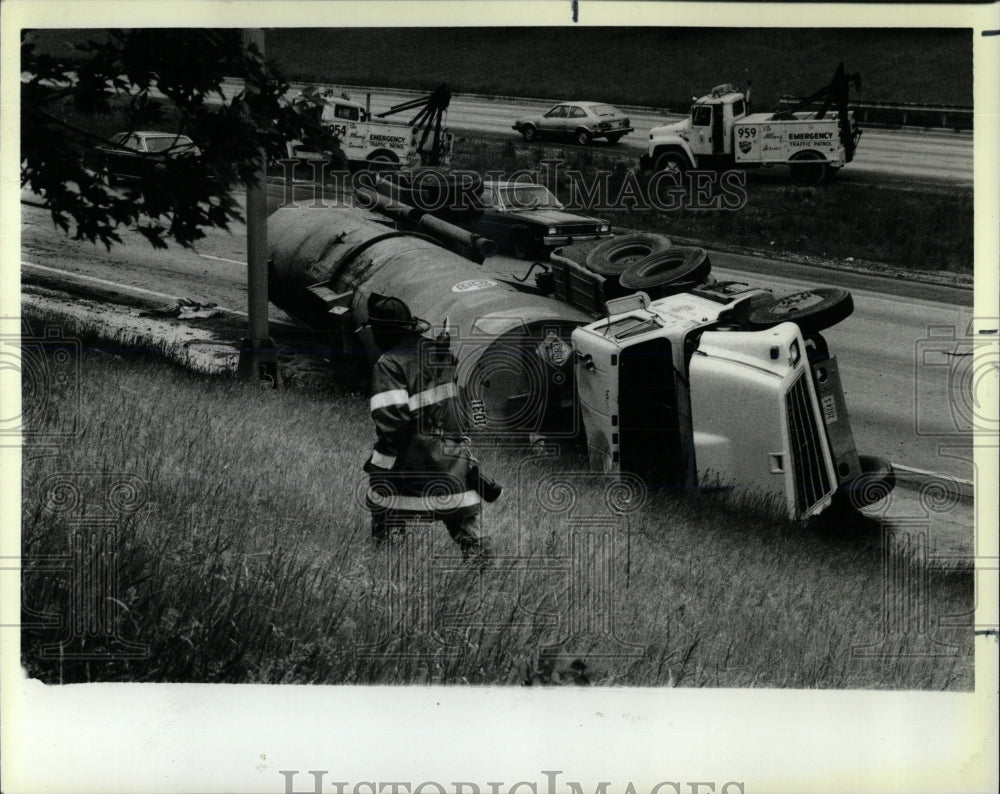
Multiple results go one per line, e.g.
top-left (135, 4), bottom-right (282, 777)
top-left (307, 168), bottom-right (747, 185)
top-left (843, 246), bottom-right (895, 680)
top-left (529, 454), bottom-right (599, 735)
top-left (287, 86), bottom-right (454, 169)
top-left (640, 64), bottom-right (862, 186)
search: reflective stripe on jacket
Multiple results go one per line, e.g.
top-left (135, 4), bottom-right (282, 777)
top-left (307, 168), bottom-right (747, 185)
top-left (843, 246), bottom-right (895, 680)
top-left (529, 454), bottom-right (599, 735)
top-left (366, 336), bottom-right (480, 519)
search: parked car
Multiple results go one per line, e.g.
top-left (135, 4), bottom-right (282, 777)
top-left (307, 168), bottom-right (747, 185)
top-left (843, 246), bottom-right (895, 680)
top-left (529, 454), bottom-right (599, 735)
top-left (95, 131), bottom-right (201, 182)
top-left (512, 102), bottom-right (634, 145)
top-left (461, 180), bottom-right (612, 259)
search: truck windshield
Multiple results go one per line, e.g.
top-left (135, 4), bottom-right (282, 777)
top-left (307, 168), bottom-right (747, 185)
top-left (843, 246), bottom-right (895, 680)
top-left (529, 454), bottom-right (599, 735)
top-left (692, 106), bottom-right (712, 126)
top-left (497, 184), bottom-right (563, 209)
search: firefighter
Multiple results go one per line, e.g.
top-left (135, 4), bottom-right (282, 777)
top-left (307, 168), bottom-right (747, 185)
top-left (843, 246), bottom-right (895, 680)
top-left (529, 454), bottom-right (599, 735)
top-left (363, 293), bottom-right (499, 564)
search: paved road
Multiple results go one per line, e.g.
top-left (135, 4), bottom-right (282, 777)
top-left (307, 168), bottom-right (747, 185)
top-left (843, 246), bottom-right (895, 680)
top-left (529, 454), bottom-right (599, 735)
top-left (20, 192), bottom-right (977, 483)
top-left (272, 81), bottom-right (974, 187)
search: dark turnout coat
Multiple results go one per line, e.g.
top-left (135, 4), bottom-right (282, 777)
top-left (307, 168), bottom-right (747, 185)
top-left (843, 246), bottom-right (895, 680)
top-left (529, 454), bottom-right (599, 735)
top-left (365, 336), bottom-right (481, 520)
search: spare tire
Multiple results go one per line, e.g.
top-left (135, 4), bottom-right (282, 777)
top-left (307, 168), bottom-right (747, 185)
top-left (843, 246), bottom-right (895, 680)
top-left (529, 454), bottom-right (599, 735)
top-left (619, 247), bottom-right (712, 298)
top-left (747, 288), bottom-right (854, 334)
top-left (585, 233), bottom-right (672, 276)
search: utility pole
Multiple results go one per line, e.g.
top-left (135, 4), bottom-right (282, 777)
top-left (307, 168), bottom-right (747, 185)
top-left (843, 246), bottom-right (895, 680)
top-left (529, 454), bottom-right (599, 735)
top-left (236, 28), bottom-right (281, 387)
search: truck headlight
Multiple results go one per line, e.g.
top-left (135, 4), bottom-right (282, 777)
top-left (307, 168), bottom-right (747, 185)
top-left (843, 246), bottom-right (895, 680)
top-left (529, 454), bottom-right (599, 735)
top-left (789, 339), bottom-right (801, 366)
top-left (599, 223), bottom-right (610, 233)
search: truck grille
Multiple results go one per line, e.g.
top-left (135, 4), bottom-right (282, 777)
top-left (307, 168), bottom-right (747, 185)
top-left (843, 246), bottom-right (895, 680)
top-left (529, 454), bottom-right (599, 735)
top-left (785, 372), bottom-right (831, 515)
top-left (557, 223), bottom-right (601, 235)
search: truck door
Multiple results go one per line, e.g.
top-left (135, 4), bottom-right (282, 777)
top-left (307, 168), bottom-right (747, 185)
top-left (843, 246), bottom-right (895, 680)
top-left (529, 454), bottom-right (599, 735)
top-left (712, 104), bottom-right (726, 155)
top-left (690, 104), bottom-right (714, 157)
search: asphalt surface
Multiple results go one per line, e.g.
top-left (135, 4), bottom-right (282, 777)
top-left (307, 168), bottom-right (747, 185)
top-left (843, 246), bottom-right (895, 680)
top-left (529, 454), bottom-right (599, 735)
top-left (20, 188), bottom-right (976, 483)
top-left (268, 81), bottom-right (974, 188)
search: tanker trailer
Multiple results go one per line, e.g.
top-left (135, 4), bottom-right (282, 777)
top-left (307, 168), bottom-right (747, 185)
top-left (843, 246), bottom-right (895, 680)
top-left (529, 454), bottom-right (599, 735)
top-left (268, 206), bottom-right (592, 434)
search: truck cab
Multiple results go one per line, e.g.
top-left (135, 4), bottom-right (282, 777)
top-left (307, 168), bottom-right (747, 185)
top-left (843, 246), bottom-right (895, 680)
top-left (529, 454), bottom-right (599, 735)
top-left (642, 84), bottom-right (749, 173)
top-left (686, 84), bottom-right (748, 160)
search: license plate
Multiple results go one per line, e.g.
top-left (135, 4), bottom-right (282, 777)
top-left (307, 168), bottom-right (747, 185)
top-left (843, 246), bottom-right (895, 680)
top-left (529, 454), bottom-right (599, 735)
top-left (821, 394), bottom-right (838, 424)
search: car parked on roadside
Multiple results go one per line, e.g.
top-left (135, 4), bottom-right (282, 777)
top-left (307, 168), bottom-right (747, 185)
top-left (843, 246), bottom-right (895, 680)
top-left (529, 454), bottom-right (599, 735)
top-left (512, 102), bottom-right (634, 146)
top-left (461, 179), bottom-right (612, 259)
top-left (95, 131), bottom-right (201, 182)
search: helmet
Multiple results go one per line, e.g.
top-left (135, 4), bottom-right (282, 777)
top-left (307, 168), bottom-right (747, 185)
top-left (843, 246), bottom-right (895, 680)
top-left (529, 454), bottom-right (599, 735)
top-left (367, 293), bottom-right (430, 351)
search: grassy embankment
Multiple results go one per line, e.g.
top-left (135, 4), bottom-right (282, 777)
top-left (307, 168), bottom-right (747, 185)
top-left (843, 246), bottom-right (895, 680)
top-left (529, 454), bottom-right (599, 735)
top-left (268, 28), bottom-right (972, 111)
top-left (21, 317), bottom-right (974, 686)
top-left (452, 139), bottom-right (974, 274)
top-left (30, 28), bottom-right (972, 110)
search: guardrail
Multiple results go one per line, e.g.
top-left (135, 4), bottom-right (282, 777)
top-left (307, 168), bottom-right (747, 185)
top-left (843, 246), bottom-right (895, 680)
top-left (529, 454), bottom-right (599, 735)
top-left (778, 96), bottom-right (973, 131)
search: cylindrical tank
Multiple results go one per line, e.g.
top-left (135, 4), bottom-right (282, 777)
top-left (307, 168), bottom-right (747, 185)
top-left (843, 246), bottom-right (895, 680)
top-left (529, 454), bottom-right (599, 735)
top-left (268, 207), bottom-right (592, 433)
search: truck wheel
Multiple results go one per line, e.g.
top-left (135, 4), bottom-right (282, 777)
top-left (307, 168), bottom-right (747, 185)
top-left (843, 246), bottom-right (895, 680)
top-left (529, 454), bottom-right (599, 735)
top-left (619, 247), bottom-right (712, 297)
top-left (574, 128), bottom-right (592, 146)
top-left (654, 150), bottom-right (689, 177)
top-left (367, 150), bottom-right (399, 166)
top-left (511, 227), bottom-right (537, 260)
top-left (585, 233), bottom-right (672, 275)
top-left (748, 288), bottom-right (854, 334)
top-left (789, 151), bottom-right (827, 186)
top-left (521, 125), bottom-right (538, 142)
top-left (606, 133), bottom-right (624, 145)
top-left (836, 455), bottom-right (895, 511)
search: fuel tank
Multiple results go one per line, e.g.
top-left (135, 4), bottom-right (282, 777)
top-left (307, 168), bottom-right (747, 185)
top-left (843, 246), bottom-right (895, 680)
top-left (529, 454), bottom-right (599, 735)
top-left (268, 207), bottom-right (591, 433)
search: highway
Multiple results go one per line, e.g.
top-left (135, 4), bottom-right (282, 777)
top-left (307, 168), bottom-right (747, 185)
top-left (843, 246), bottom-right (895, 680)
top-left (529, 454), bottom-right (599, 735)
top-left (271, 81), bottom-right (974, 187)
top-left (20, 191), bottom-right (975, 486)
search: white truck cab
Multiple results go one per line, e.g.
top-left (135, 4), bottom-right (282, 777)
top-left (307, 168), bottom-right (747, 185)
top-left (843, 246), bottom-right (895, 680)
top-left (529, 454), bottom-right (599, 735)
top-left (572, 282), bottom-right (880, 519)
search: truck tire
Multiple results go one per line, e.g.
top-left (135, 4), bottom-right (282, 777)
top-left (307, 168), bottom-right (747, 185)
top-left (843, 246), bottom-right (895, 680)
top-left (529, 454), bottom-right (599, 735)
top-left (654, 150), bottom-right (689, 177)
top-left (619, 247), bottom-right (712, 297)
top-left (836, 455), bottom-right (895, 511)
top-left (747, 288), bottom-right (854, 334)
top-left (585, 233), bottom-right (672, 275)
top-left (521, 124), bottom-right (538, 142)
top-left (574, 128), bottom-right (592, 146)
top-left (789, 151), bottom-right (827, 186)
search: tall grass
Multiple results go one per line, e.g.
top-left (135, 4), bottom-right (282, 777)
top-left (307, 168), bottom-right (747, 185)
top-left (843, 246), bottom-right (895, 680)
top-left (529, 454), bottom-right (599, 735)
top-left (19, 319), bottom-right (974, 687)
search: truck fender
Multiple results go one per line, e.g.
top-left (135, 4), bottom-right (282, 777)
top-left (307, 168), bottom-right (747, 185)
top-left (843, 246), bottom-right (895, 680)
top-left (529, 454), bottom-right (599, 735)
top-left (649, 142), bottom-right (696, 174)
top-left (366, 149), bottom-right (400, 164)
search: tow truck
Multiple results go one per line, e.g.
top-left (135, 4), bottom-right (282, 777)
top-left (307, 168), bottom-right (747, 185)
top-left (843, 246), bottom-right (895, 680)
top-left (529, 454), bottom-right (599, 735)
top-left (286, 84), bottom-right (454, 169)
top-left (640, 64), bottom-right (862, 186)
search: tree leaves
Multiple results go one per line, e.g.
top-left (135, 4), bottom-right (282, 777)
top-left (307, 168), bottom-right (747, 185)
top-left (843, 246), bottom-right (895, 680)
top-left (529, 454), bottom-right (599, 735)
top-left (21, 29), bottom-right (339, 250)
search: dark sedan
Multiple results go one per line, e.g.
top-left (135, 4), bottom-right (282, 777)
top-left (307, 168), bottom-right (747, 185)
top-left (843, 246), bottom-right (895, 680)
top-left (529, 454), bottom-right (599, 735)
top-left (463, 180), bottom-right (612, 259)
top-left (96, 131), bottom-right (201, 182)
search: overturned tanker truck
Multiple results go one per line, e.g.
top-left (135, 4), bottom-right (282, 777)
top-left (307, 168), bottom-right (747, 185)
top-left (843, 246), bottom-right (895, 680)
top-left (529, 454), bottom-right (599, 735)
top-left (268, 204), bottom-right (893, 519)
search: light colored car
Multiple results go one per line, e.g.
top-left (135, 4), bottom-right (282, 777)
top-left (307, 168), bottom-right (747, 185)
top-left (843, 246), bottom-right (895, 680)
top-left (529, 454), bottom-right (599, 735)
top-left (512, 101), bottom-right (634, 146)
